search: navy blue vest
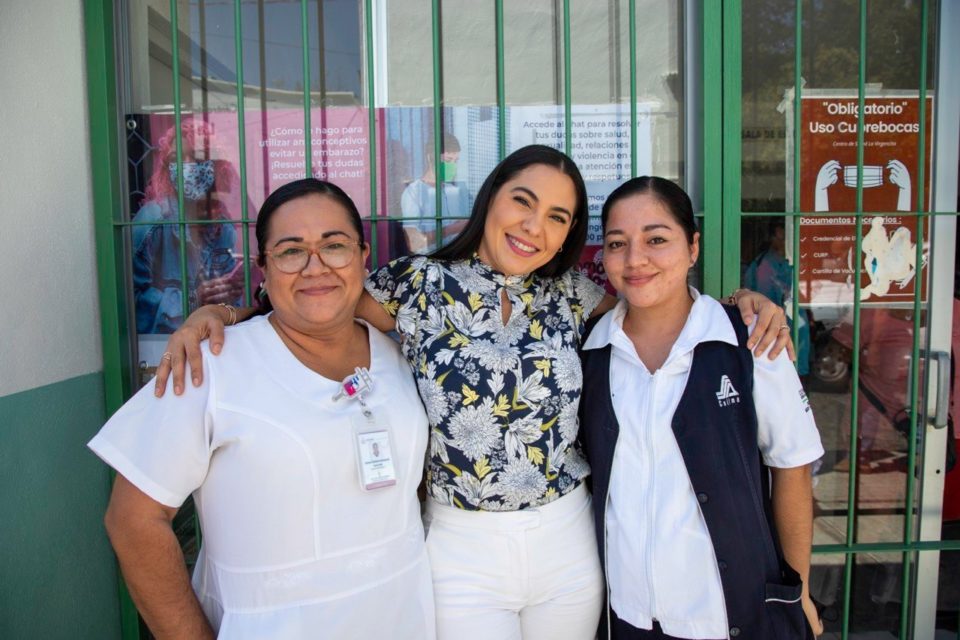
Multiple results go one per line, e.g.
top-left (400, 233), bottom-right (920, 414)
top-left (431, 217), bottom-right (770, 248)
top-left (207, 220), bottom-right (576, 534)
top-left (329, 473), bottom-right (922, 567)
top-left (579, 305), bottom-right (811, 639)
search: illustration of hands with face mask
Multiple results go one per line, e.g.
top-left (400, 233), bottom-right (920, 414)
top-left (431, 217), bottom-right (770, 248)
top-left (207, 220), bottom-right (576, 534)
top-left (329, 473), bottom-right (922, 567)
top-left (816, 158), bottom-right (912, 212)
top-left (887, 159), bottom-right (912, 212)
top-left (815, 160), bottom-right (841, 212)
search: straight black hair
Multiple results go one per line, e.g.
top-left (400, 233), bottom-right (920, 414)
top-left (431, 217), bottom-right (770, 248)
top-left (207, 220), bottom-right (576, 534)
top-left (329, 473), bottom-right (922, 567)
top-left (600, 176), bottom-right (698, 244)
top-left (430, 144), bottom-right (589, 278)
top-left (255, 178), bottom-right (365, 312)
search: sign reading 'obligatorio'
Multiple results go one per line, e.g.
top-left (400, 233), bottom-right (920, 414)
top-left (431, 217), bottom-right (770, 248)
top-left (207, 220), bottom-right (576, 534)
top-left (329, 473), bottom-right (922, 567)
top-left (797, 94), bottom-right (932, 305)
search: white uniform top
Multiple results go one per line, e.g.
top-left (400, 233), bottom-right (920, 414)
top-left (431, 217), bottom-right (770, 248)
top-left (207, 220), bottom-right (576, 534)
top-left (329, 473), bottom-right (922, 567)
top-left (89, 315), bottom-right (435, 639)
top-left (582, 291), bottom-right (824, 640)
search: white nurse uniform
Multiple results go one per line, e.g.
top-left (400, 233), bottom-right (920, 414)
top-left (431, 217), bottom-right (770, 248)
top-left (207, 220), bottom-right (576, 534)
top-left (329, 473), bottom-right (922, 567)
top-left (89, 315), bottom-right (435, 639)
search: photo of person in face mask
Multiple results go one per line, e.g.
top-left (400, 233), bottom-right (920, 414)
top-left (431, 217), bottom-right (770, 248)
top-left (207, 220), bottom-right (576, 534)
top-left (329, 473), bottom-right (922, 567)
top-left (132, 121), bottom-right (245, 334)
top-left (399, 132), bottom-right (471, 253)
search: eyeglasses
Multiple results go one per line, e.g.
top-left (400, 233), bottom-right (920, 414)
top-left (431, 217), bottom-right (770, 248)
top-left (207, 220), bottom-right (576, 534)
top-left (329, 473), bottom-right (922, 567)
top-left (264, 240), bottom-right (362, 273)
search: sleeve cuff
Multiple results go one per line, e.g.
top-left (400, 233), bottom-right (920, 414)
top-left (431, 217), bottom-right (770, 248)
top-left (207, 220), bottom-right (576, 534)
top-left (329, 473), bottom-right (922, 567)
top-left (87, 438), bottom-right (189, 509)
top-left (762, 443), bottom-right (825, 469)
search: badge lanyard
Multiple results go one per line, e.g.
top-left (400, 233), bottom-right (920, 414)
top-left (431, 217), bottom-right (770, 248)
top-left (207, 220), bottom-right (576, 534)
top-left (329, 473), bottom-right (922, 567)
top-left (332, 367), bottom-right (375, 417)
top-left (334, 367), bottom-right (398, 491)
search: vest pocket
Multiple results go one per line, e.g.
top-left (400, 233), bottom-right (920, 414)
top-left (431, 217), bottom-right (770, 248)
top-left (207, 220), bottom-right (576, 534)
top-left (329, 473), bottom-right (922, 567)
top-left (764, 580), bottom-right (802, 604)
top-left (764, 578), bottom-right (808, 639)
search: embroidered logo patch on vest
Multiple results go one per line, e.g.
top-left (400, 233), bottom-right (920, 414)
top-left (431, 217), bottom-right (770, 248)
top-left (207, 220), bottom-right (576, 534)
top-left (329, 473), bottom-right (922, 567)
top-left (716, 374), bottom-right (741, 407)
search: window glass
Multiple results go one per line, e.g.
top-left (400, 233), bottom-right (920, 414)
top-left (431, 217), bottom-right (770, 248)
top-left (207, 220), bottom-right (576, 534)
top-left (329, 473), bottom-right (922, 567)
top-left (123, 0), bottom-right (365, 376)
top-left (741, 0), bottom-right (937, 213)
top-left (380, 0), bottom-right (688, 279)
top-left (120, 0), bottom-right (690, 356)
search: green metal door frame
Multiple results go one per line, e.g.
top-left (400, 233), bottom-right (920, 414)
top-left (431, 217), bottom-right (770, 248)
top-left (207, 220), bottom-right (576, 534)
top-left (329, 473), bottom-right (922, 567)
top-left (715, 1), bottom-right (960, 638)
top-left (701, 0), bottom-right (724, 297)
top-left (718, 0), bottom-right (744, 297)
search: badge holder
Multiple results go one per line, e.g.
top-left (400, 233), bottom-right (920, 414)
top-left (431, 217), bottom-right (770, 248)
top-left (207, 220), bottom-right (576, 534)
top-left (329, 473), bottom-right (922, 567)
top-left (333, 367), bottom-right (398, 491)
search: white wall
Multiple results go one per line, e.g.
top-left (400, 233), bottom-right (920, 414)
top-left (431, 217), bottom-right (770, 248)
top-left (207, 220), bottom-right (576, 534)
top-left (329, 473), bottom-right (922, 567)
top-left (0, 0), bottom-right (103, 397)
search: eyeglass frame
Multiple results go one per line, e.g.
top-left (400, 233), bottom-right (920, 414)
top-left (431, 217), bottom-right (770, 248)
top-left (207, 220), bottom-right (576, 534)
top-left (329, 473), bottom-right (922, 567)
top-left (262, 239), bottom-right (365, 273)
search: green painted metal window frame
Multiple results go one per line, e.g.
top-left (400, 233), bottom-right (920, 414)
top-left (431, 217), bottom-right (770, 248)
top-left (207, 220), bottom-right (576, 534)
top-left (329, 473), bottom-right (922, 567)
top-left (92, 0), bottom-right (684, 304)
top-left (86, 0), bottom-right (958, 637)
top-left (84, 1), bottom-right (139, 637)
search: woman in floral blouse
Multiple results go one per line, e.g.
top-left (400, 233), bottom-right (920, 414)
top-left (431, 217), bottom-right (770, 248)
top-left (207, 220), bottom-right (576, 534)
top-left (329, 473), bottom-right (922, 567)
top-left (156, 145), bottom-right (790, 640)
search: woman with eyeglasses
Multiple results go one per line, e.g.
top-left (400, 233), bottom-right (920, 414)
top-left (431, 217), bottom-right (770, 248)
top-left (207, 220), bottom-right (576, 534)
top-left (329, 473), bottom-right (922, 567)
top-left (152, 146), bottom-right (792, 640)
top-left (90, 179), bottom-right (436, 639)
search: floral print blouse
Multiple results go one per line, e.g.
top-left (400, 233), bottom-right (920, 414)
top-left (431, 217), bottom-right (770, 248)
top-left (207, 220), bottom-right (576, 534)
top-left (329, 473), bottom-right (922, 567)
top-left (365, 254), bottom-right (605, 511)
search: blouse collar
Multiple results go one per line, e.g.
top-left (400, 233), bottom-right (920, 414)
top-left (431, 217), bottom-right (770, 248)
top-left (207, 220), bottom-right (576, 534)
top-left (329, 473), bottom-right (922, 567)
top-left (468, 253), bottom-right (533, 290)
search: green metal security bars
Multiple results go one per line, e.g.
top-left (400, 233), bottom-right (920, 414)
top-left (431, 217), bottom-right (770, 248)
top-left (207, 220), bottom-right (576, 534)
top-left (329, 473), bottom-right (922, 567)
top-left (722, 0), bottom-right (957, 637)
top-left (85, 3), bottom-right (689, 636)
top-left (84, 1), bottom-right (958, 638)
top-left (114, 0), bottom-right (661, 295)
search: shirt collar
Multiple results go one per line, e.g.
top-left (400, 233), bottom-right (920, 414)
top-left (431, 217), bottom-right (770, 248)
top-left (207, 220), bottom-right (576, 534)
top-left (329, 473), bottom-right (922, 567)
top-left (581, 298), bottom-right (626, 351)
top-left (581, 288), bottom-right (740, 357)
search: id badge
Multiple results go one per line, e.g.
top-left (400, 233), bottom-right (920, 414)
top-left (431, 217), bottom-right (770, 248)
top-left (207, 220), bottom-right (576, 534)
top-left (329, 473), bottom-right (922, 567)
top-left (353, 415), bottom-right (397, 491)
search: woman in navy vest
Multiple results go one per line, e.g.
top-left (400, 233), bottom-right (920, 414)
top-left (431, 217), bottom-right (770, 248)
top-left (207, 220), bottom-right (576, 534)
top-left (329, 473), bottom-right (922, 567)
top-left (579, 177), bottom-right (824, 640)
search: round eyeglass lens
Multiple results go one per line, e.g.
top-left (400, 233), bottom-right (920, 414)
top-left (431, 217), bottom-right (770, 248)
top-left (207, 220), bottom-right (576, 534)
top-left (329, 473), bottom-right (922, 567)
top-left (319, 242), bottom-right (356, 268)
top-left (271, 243), bottom-right (357, 273)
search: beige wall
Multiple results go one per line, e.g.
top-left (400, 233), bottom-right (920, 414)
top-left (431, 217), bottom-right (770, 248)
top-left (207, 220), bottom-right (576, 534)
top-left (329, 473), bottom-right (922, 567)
top-left (0, 0), bottom-right (102, 397)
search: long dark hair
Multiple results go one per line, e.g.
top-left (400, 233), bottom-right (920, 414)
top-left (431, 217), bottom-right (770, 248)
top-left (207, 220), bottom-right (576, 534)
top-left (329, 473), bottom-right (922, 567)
top-left (254, 178), bottom-right (365, 312)
top-left (600, 176), bottom-right (698, 244)
top-left (430, 145), bottom-right (589, 278)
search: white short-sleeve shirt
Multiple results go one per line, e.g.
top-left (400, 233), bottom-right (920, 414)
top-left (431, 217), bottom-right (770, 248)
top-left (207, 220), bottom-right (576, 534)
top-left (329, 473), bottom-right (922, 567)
top-left (581, 291), bottom-right (824, 640)
top-left (89, 315), bottom-right (435, 639)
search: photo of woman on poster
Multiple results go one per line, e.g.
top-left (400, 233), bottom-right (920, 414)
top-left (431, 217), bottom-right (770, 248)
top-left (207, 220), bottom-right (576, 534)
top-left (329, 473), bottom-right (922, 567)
top-left (132, 120), bottom-right (246, 335)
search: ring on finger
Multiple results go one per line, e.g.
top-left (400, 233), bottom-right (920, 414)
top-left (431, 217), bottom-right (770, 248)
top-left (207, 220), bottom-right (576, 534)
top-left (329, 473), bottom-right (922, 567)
top-left (161, 351), bottom-right (173, 361)
top-left (778, 324), bottom-right (790, 332)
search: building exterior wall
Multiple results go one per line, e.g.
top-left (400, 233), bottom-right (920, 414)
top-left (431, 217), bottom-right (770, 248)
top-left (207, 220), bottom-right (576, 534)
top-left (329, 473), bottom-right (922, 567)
top-left (0, 0), bottom-right (120, 637)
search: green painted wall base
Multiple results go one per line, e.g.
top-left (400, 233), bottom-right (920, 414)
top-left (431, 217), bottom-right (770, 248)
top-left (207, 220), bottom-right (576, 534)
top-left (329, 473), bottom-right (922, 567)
top-left (0, 372), bottom-right (121, 639)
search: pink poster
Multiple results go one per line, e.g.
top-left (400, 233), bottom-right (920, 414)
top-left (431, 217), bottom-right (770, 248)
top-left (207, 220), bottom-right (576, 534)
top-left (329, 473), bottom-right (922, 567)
top-left (129, 108), bottom-right (375, 373)
top-left (139, 107), bottom-right (373, 218)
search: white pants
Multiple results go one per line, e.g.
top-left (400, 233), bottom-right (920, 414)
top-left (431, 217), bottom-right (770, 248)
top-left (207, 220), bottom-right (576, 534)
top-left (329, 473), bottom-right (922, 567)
top-left (424, 484), bottom-right (605, 640)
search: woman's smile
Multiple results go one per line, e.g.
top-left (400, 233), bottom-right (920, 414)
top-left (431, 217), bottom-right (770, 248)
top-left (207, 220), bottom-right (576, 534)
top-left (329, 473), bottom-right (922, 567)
top-left (505, 233), bottom-right (540, 257)
top-left (621, 271), bottom-right (658, 287)
top-left (296, 282), bottom-right (339, 296)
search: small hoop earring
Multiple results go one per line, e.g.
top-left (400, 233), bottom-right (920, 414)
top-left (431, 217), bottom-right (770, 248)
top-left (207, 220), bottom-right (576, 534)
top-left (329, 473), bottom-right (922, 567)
top-left (557, 244), bottom-right (564, 254)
